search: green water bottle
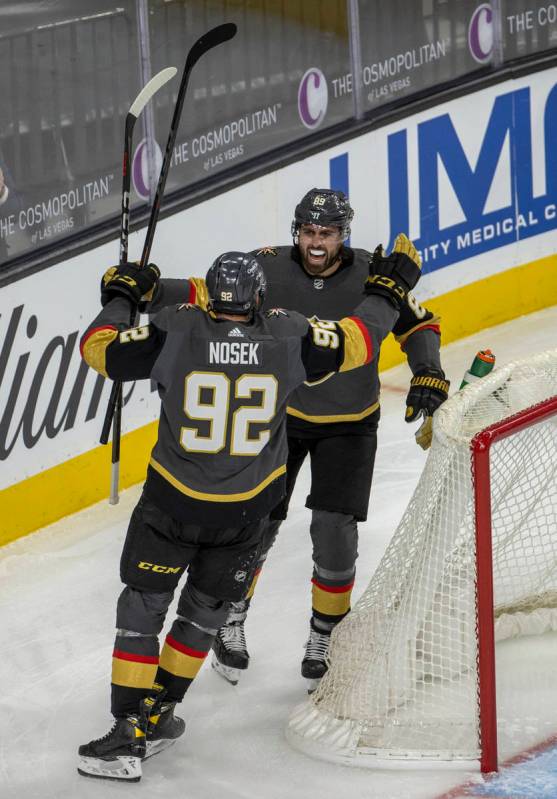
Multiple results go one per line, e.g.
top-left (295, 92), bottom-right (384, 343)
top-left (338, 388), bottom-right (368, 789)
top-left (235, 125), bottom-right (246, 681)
top-left (460, 349), bottom-right (496, 389)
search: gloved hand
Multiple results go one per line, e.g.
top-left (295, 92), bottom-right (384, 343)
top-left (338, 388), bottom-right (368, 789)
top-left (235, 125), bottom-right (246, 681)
top-left (101, 261), bottom-right (160, 307)
top-left (405, 368), bottom-right (449, 449)
top-left (365, 233), bottom-right (422, 309)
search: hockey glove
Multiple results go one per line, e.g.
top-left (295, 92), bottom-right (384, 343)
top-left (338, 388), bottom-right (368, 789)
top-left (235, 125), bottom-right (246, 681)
top-left (365, 233), bottom-right (422, 309)
top-left (101, 261), bottom-right (160, 307)
top-left (405, 368), bottom-right (450, 450)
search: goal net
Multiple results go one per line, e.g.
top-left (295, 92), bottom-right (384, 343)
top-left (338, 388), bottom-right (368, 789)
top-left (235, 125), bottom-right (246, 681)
top-left (286, 349), bottom-right (557, 770)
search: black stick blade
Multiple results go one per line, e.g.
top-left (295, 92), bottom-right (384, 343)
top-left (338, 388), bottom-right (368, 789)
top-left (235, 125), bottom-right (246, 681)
top-left (186, 23), bottom-right (237, 69)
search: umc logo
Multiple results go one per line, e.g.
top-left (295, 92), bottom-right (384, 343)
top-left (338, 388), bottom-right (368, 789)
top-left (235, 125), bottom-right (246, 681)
top-left (298, 68), bottom-right (328, 129)
top-left (387, 82), bottom-right (557, 272)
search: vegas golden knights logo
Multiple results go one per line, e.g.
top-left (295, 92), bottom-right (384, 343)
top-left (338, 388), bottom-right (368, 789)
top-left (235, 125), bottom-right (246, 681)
top-left (265, 308), bottom-right (288, 317)
top-left (256, 247), bottom-right (278, 257)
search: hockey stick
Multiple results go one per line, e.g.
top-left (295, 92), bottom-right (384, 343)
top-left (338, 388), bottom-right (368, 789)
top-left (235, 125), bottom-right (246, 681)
top-left (101, 24), bottom-right (237, 504)
top-left (140, 23), bottom-right (237, 266)
top-left (99, 67), bottom-right (177, 504)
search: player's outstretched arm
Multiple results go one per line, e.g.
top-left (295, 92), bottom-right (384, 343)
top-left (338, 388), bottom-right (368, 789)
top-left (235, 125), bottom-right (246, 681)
top-left (140, 276), bottom-right (210, 313)
top-left (350, 232), bottom-right (423, 356)
top-left (391, 282), bottom-right (449, 450)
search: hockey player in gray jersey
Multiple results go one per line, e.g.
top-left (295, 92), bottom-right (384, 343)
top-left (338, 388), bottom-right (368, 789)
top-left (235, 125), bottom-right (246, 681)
top-left (141, 190), bottom-right (449, 690)
top-left (77, 244), bottom-right (420, 781)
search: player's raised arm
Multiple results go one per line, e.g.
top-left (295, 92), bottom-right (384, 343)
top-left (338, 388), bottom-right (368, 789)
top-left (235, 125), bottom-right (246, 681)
top-left (356, 233), bottom-right (449, 447)
top-left (140, 276), bottom-right (209, 312)
top-left (80, 261), bottom-right (166, 381)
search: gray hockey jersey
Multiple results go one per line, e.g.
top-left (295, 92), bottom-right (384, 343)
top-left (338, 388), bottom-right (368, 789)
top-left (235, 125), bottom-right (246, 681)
top-left (81, 295), bottom-right (394, 524)
top-left (146, 246), bottom-right (442, 433)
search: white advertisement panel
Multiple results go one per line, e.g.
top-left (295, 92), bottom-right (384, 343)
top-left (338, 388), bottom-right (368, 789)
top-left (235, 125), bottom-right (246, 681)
top-left (1, 67), bottom-right (556, 492)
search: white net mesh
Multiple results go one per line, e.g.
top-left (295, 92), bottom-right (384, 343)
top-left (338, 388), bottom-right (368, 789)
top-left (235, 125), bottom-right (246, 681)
top-left (287, 349), bottom-right (557, 766)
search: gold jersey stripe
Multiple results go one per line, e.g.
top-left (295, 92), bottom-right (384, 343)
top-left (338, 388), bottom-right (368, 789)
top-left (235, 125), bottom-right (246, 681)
top-left (394, 314), bottom-right (441, 347)
top-left (149, 457), bottom-right (286, 502)
top-left (338, 317), bottom-right (372, 372)
top-left (81, 327), bottom-right (119, 378)
top-left (286, 399), bottom-right (380, 424)
top-left (159, 642), bottom-right (207, 679)
top-left (111, 657), bottom-right (158, 689)
top-left (189, 277), bottom-right (210, 311)
top-left (312, 583), bottom-right (352, 616)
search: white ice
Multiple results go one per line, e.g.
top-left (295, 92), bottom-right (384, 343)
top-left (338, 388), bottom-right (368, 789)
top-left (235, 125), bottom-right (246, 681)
top-left (1, 305), bottom-right (557, 799)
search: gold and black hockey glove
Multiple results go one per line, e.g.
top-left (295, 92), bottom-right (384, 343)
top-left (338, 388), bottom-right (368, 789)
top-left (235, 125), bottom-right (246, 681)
top-left (101, 261), bottom-right (160, 307)
top-left (405, 368), bottom-right (450, 450)
top-left (365, 233), bottom-right (422, 309)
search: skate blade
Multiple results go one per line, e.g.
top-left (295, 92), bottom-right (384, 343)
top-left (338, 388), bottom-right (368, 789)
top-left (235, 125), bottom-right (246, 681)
top-left (145, 738), bottom-right (176, 759)
top-left (211, 654), bottom-right (242, 685)
top-left (77, 754), bottom-right (142, 782)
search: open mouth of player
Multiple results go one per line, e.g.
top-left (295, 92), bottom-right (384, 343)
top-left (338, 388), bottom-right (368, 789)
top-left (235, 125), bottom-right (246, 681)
top-left (307, 248), bottom-right (327, 263)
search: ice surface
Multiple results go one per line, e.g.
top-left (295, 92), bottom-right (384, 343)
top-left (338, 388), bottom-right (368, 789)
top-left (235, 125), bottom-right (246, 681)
top-left (1, 306), bottom-right (556, 799)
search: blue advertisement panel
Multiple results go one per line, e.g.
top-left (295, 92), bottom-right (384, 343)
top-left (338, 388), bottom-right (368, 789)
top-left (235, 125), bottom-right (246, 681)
top-left (386, 82), bottom-right (557, 271)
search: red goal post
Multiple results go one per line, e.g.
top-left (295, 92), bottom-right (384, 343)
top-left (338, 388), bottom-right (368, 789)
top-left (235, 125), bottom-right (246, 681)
top-left (287, 350), bottom-right (557, 773)
top-left (473, 394), bottom-right (557, 773)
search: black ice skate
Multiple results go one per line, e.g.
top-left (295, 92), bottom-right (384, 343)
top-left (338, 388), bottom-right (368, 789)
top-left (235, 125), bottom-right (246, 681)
top-left (77, 714), bottom-right (147, 782)
top-left (211, 600), bottom-right (250, 685)
top-left (144, 694), bottom-right (186, 758)
top-left (301, 619), bottom-right (332, 693)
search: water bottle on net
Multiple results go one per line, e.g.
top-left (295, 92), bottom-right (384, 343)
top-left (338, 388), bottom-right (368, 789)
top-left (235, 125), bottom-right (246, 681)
top-left (460, 349), bottom-right (496, 389)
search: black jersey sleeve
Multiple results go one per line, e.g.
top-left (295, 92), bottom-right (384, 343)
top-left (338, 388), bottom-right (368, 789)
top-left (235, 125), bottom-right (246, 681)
top-left (80, 296), bottom-right (167, 381)
top-left (301, 315), bottom-right (374, 383)
top-left (140, 276), bottom-right (210, 313)
top-left (392, 292), bottom-right (442, 373)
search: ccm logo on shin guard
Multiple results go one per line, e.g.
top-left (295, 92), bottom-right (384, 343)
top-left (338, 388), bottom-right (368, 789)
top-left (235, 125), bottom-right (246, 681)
top-left (137, 561), bottom-right (182, 574)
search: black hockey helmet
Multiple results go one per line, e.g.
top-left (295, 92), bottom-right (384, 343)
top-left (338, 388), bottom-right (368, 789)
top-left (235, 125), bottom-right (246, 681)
top-left (206, 251), bottom-right (267, 315)
top-left (291, 188), bottom-right (354, 241)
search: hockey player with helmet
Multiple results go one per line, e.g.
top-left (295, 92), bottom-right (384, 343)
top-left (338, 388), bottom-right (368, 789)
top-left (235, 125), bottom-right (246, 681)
top-left (77, 244), bottom-right (420, 780)
top-left (139, 190), bottom-right (449, 691)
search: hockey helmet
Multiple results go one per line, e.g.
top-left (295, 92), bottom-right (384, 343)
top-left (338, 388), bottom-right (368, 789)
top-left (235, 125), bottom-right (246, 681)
top-left (206, 251), bottom-right (267, 315)
top-left (291, 188), bottom-right (354, 241)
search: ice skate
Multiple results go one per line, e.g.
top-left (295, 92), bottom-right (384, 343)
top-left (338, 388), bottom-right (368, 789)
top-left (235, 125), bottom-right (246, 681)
top-left (301, 619), bottom-right (331, 693)
top-left (144, 695), bottom-right (185, 758)
top-left (212, 601), bottom-right (250, 685)
top-left (77, 715), bottom-right (146, 782)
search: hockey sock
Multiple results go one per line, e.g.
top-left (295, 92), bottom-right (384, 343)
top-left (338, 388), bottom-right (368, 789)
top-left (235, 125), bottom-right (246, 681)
top-left (111, 632), bottom-right (160, 717)
top-left (310, 568), bottom-right (355, 629)
top-left (153, 618), bottom-right (212, 703)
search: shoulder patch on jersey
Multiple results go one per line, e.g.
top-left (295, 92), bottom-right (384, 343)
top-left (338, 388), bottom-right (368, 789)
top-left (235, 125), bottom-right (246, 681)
top-left (177, 302), bottom-right (199, 312)
top-left (256, 246), bottom-right (278, 257)
top-left (265, 307), bottom-right (289, 318)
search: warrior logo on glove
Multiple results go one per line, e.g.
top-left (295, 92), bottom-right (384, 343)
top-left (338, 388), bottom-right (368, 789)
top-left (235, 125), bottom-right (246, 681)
top-left (405, 368), bottom-right (450, 449)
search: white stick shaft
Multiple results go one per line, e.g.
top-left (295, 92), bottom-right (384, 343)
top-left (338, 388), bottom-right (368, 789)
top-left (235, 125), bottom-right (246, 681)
top-left (109, 462), bottom-right (120, 505)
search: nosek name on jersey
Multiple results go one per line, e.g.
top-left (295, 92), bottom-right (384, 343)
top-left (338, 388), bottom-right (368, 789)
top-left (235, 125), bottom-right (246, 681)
top-left (208, 341), bottom-right (261, 365)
